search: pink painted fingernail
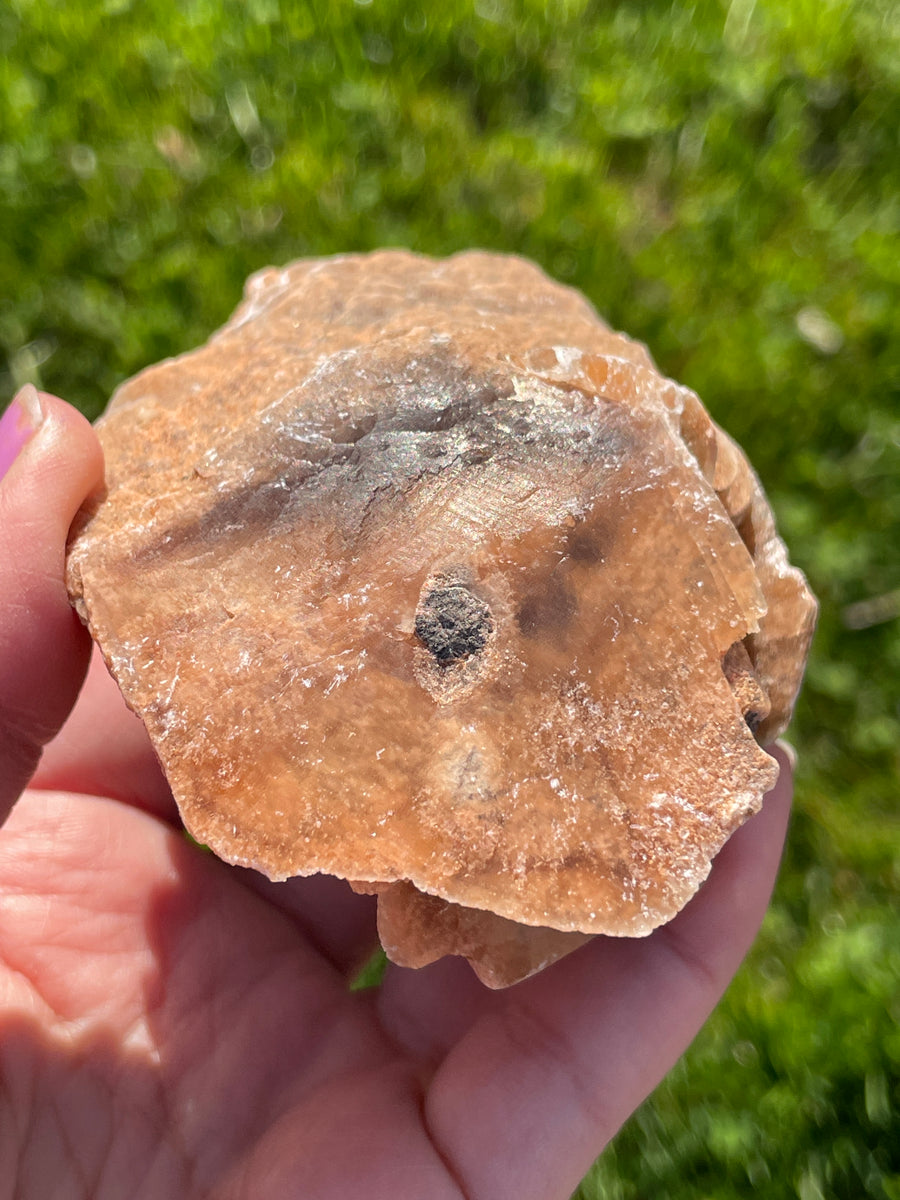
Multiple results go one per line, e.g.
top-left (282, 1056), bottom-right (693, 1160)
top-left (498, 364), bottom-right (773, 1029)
top-left (0, 385), bottom-right (44, 484)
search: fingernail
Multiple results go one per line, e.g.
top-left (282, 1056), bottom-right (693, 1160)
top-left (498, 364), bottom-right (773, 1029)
top-left (774, 738), bottom-right (798, 770)
top-left (0, 385), bottom-right (44, 484)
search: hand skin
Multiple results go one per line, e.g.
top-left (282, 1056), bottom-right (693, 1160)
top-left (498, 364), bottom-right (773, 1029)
top-left (0, 392), bottom-right (793, 1200)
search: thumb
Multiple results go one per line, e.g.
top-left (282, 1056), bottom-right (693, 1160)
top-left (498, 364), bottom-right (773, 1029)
top-left (0, 385), bottom-right (104, 824)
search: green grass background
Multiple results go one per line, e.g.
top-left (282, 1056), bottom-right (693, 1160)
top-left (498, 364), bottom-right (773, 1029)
top-left (2, 0), bottom-right (898, 1195)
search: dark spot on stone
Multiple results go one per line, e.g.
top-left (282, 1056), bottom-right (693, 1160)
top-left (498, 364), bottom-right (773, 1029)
top-left (566, 517), bottom-right (612, 565)
top-left (516, 574), bottom-right (577, 639)
top-left (744, 710), bottom-right (763, 734)
top-left (415, 585), bottom-right (493, 664)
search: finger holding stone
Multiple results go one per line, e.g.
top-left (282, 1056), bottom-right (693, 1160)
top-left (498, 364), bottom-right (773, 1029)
top-left (0, 387), bottom-right (104, 825)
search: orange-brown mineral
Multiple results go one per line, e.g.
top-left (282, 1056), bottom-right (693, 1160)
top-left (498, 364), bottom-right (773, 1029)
top-left (66, 251), bottom-right (817, 986)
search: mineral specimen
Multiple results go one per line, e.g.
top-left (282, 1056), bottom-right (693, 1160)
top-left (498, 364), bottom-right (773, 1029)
top-left (66, 251), bottom-right (817, 987)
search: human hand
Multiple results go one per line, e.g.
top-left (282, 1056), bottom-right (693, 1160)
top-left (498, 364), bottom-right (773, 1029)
top-left (0, 388), bottom-right (793, 1200)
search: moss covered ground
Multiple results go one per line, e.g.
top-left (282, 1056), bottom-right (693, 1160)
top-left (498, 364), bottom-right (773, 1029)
top-left (2, 1), bottom-right (898, 1195)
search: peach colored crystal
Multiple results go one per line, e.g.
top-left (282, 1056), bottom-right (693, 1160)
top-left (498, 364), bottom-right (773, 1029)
top-left (66, 251), bottom-right (817, 987)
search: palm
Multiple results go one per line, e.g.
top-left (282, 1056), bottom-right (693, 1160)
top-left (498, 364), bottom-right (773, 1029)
top-left (2, 786), bottom-right (453, 1198)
